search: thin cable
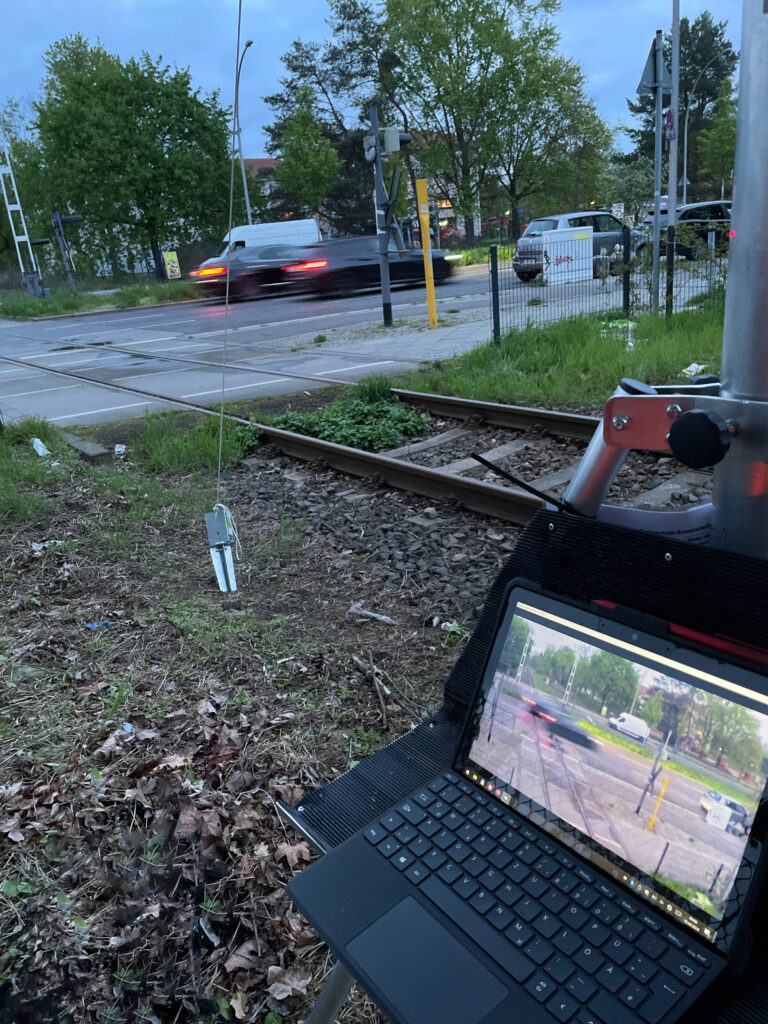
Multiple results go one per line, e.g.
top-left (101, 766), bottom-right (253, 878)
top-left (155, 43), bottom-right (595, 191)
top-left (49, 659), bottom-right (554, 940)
top-left (217, 0), bottom-right (244, 503)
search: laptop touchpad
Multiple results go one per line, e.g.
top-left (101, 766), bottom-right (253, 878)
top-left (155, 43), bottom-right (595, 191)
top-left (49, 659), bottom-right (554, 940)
top-left (346, 896), bottom-right (508, 1024)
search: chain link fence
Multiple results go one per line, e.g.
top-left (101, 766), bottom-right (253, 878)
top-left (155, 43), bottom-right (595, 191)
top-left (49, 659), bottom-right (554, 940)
top-left (489, 227), bottom-right (728, 337)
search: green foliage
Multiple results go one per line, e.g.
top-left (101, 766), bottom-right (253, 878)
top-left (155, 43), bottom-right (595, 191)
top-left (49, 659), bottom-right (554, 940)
top-left (404, 305), bottom-right (725, 405)
top-left (639, 691), bottom-right (663, 727)
top-left (0, 280), bottom-right (199, 320)
top-left (165, 597), bottom-right (283, 663)
top-left (599, 152), bottom-right (654, 224)
top-left (274, 86), bottom-right (339, 214)
top-left (11, 34), bottom-right (231, 278)
top-left (698, 79), bottom-right (737, 198)
top-left (625, 12), bottom-right (739, 198)
top-left (132, 412), bottom-right (259, 474)
top-left (351, 374), bottom-right (396, 403)
top-left (270, 394), bottom-right (429, 451)
top-left (572, 651), bottom-right (639, 716)
top-left (458, 246), bottom-right (515, 266)
top-left (501, 617), bottom-right (530, 672)
top-left (533, 646), bottom-right (575, 690)
top-left (0, 419), bottom-right (68, 525)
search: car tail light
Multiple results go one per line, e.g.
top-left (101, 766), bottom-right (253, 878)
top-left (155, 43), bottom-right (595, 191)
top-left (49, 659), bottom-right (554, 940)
top-left (196, 266), bottom-right (227, 277)
top-left (729, 229), bottom-right (735, 239)
top-left (541, 713), bottom-right (557, 723)
top-left (283, 259), bottom-right (329, 271)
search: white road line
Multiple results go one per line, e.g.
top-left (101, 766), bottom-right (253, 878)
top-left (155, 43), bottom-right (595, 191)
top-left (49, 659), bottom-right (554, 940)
top-left (0, 383), bottom-right (82, 399)
top-left (116, 370), bottom-right (194, 383)
top-left (316, 360), bottom-right (395, 375)
top-left (0, 368), bottom-right (41, 378)
top-left (182, 378), bottom-right (290, 398)
top-left (116, 336), bottom-right (182, 348)
top-left (51, 401), bottom-right (156, 421)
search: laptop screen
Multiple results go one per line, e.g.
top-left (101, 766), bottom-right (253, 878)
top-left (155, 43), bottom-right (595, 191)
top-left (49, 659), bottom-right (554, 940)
top-left (460, 587), bottom-right (768, 948)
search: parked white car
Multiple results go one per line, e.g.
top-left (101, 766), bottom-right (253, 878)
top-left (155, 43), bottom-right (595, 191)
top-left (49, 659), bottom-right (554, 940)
top-left (608, 712), bottom-right (650, 744)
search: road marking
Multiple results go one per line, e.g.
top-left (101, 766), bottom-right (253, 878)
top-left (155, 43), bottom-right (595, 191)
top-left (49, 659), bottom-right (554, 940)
top-left (50, 400), bottom-right (156, 422)
top-left (182, 378), bottom-right (290, 398)
top-left (0, 383), bottom-right (82, 399)
top-left (116, 336), bottom-right (185, 348)
top-left (316, 360), bottom-right (395, 375)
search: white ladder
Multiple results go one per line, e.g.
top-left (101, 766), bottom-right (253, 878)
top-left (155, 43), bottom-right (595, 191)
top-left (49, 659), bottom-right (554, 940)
top-left (0, 141), bottom-right (41, 279)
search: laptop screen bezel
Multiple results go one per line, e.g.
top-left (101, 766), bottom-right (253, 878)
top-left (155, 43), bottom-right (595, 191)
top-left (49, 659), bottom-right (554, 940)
top-left (456, 580), bottom-right (768, 956)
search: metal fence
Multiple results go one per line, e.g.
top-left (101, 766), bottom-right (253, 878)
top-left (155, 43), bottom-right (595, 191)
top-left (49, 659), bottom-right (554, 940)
top-left (489, 227), bottom-right (728, 338)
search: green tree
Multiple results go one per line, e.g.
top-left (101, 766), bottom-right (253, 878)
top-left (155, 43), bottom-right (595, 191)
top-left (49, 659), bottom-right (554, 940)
top-left (534, 646), bottom-right (575, 689)
top-left (572, 651), bottom-right (638, 716)
top-left (639, 691), bottom-right (663, 728)
top-left (625, 12), bottom-right (738, 199)
top-left (490, 48), bottom-right (611, 237)
top-left (29, 35), bottom-right (231, 279)
top-left (599, 152), bottom-right (654, 224)
top-left (698, 79), bottom-right (737, 199)
top-left (274, 87), bottom-right (339, 216)
top-left (501, 617), bottom-right (530, 674)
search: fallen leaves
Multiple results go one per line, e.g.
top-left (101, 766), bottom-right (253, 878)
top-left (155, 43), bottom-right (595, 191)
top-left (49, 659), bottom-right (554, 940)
top-left (275, 840), bottom-right (311, 870)
top-left (266, 964), bottom-right (312, 1000)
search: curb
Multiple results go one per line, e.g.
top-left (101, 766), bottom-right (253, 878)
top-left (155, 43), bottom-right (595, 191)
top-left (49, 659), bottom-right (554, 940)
top-left (2, 297), bottom-right (209, 324)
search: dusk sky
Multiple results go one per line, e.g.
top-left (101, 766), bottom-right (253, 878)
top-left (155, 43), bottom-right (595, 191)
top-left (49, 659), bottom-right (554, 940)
top-left (2, 1), bottom-right (742, 156)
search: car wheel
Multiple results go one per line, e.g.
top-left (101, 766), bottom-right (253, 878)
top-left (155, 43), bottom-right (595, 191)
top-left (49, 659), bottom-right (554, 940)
top-left (239, 275), bottom-right (263, 301)
top-left (515, 270), bottom-right (539, 283)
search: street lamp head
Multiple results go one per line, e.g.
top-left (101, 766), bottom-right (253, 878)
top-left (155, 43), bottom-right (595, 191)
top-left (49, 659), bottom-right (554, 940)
top-left (244, 39), bottom-right (254, 50)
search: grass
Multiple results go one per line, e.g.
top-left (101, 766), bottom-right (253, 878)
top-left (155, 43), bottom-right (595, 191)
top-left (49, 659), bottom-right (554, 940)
top-left (578, 720), bottom-right (759, 808)
top-left (266, 375), bottom-right (430, 451)
top-left (655, 874), bottom-right (719, 918)
top-left (131, 411), bottom-right (258, 474)
top-left (457, 244), bottom-right (516, 266)
top-left (403, 304), bottom-right (724, 405)
top-left (0, 280), bottom-right (198, 320)
top-left (0, 418), bottom-right (69, 525)
top-left (165, 597), bottom-right (284, 663)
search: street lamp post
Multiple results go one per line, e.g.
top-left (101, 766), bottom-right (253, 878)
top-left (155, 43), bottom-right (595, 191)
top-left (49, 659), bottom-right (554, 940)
top-left (683, 51), bottom-right (726, 206)
top-left (235, 39), bottom-right (254, 225)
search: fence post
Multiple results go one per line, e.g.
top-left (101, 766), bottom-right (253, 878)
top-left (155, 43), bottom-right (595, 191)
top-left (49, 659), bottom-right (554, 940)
top-left (490, 243), bottom-right (501, 342)
top-left (707, 228), bottom-right (717, 296)
top-left (665, 225), bottom-right (675, 318)
top-left (622, 226), bottom-right (631, 316)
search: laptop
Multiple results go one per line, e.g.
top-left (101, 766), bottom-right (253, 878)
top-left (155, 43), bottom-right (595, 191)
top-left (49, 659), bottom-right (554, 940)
top-left (288, 582), bottom-right (768, 1024)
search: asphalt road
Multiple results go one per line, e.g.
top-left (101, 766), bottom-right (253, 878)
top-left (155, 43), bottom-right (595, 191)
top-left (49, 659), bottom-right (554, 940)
top-left (0, 267), bottom-right (494, 425)
top-left (472, 686), bottom-right (746, 902)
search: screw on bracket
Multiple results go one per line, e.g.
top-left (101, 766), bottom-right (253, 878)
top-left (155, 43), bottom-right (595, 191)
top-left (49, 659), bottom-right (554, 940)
top-left (612, 414), bottom-right (629, 431)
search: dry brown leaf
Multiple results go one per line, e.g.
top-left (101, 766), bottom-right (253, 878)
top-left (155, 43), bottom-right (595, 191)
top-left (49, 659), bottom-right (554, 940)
top-left (266, 965), bottom-right (312, 1000)
top-left (224, 939), bottom-right (260, 973)
top-left (199, 808), bottom-right (222, 838)
top-left (275, 841), bottom-right (311, 869)
top-left (230, 992), bottom-right (247, 1020)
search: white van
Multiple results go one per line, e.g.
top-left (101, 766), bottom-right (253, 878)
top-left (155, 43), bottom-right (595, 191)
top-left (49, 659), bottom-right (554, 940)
top-left (220, 219), bottom-right (321, 255)
top-left (608, 712), bottom-right (650, 744)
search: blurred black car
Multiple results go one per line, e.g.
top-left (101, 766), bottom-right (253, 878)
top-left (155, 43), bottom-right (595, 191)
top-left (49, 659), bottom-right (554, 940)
top-left (188, 244), bottom-right (302, 300)
top-left (522, 696), bottom-right (597, 749)
top-left (281, 236), bottom-right (453, 295)
top-left (637, 201), bottom-right (732, 261)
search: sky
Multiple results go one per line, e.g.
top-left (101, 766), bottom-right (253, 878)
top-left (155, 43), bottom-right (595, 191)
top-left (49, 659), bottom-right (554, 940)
top-left (1, 1), bottom-right (742, 156)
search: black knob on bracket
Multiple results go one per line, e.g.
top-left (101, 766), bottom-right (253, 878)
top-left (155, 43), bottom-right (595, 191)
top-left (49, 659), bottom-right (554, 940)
top-left (667, 409), bottom-right (731, 469)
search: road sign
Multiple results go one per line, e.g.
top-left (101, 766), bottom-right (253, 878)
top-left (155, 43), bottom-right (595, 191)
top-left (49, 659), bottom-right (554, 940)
top-left (637, 40), bottom-right (672, 96)
top-left (517, 205), bottom-right (523, 216)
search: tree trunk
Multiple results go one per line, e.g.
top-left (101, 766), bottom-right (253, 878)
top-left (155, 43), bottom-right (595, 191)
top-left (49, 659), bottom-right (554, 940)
top-left (463, 214), bottom-right (475, 245)
top-left (150, 239), bottom-right (164, 281)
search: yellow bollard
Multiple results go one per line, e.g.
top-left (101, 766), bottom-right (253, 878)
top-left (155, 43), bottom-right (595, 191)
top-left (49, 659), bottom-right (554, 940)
top-left (415, 179), bottom-right (438, 329)
top-left (647, 777), bottom-right (669, 832)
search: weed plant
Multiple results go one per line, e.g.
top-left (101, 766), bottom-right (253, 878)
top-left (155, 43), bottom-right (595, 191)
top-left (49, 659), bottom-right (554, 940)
top-left (132, 411), bottom-right (258, 473)
top-left (0, 418), bottom-right (68, 524)
top-left (268, 375), bottom-right (429, 451)
top-left (405, 306), bottom-right (724, 405)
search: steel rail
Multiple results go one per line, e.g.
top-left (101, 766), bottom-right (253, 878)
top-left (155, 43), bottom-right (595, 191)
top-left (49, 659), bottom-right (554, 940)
top-left (392, 389), bottom-right (600, 440)
top-left (0, 353), bottom-right (542, 524)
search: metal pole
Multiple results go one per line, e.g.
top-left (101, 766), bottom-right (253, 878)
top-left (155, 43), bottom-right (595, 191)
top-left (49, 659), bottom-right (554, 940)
top-left (683, 98), bottom-right (690, 206)
top-left (235, 40), bottom-right (253, 226)
top-left (651, 29), bottom-right (663, 313)
top-left (305, 961), bottom-right (355, 1024)
top-left (622, 225), bottom-right (631, 315)
top-left (712, 0), bottom-right (768, 556)
top-left (370, 106), bottom-right (393, 327)
top-left (665, 0), bottom-right (680, 318)
top-left (490, 244), bottom-right (501, 342)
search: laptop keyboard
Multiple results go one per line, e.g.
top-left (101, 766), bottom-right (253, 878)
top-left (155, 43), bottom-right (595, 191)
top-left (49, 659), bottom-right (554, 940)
top-left (363, 770), bottom-right (713, 1024)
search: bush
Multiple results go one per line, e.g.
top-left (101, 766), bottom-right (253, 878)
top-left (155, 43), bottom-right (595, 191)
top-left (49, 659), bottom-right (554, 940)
top-left (270, 396), bottom-right (429, 451)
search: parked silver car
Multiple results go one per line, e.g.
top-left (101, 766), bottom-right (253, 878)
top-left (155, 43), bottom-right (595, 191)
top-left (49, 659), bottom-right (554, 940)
top-left (513, 211), bottom-right (644, 283)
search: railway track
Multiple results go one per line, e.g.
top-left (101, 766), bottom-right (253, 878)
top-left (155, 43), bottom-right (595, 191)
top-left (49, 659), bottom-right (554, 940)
top-left (0, 349), bottom-right (711, 524)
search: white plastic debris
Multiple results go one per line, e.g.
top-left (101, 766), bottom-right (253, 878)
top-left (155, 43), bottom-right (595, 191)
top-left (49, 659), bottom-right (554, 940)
top-left (682, 362), bottom-right (707, 377)
top-left (347, 601), bottom-right (395, 625)
top-left (114, 444), bottom-right (127, 456)
top-left (31, 437), bottom-right (51, 457)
